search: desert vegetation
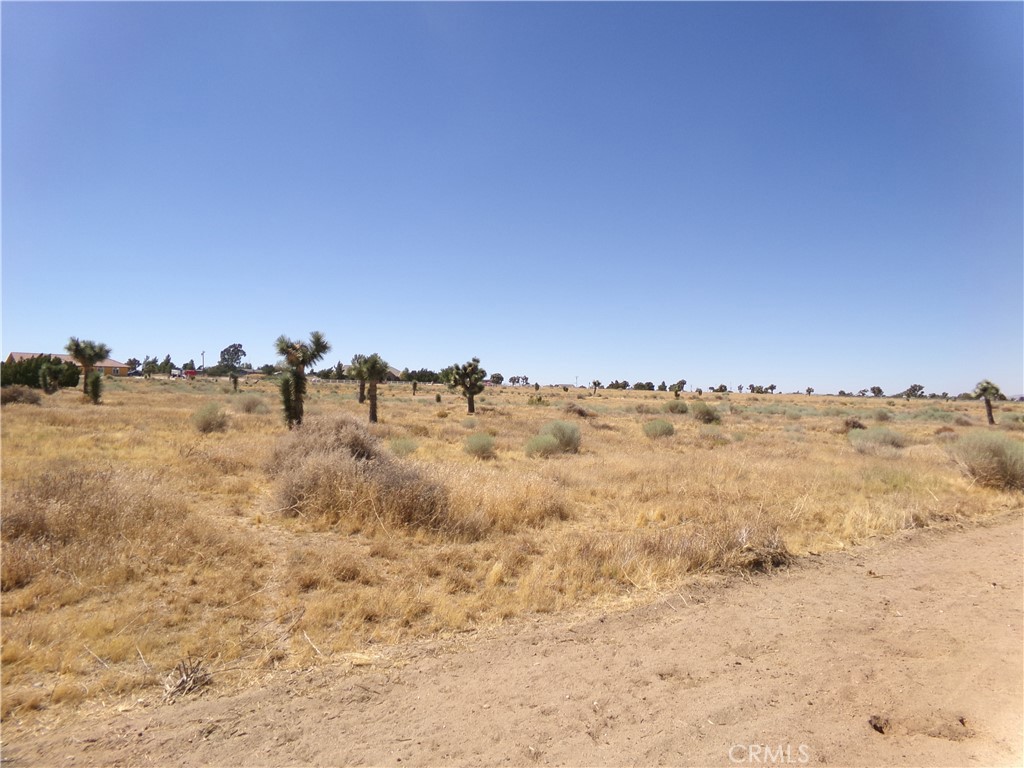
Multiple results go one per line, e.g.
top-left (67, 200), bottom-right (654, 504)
top-left (1, 377), bottom-right (1021, 724)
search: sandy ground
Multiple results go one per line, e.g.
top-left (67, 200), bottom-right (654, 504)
top-left (3, 512), bottom-right (1021, 768)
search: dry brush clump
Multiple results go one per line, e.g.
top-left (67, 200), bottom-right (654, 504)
top-left (950, 432), bottom-right (1024, 491)
top-left (1, 386), bottom-right (42, 406)
top-left (1, 455), bottom-right (267, 720)
top-left (849, 426), bottom-right (909, 455)
top-left (1, 461), bottom-right (207, 593)
top-left (192, 402), bottom-right (230, 433)
top-left (268, 416), bottom-right (567, 541)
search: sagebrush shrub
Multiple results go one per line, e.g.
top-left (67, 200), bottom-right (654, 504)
top-left (390, 437), bottom-right (418, 457)
top-left (643, 419), bottom-right (674, 439)
top-left (193, 403), bottom-right (229, 433)
top-left (849, 427), bottom-right (908, 453)
top-left (691, 401), bottom-right (721, 424)
top-left (237, 394), bottom-right (268, 414)
top-left (540, 421), bottom-right (581, 453)
top-left (464, 433), bottom-right (496, 460)
top-left (525, 434), bottom-right (561, 458)
top-left (665, 400), bottom-right (688, 414)
top-left (951, 433), bottom-right (1024, 491)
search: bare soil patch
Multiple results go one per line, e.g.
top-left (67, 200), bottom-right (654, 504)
top-left (4, 512), bottom-right (1021, 767)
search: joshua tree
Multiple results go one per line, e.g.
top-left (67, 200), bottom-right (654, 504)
top-left (974, 380), bottom-right (1002, 426)
top-left (275, 331), bottom-right (330, 428)
top-left (870, 386), bottom-right (884, 397)
top-left (350, 354), bottom-right (368, 404)
top-left (591, 379), bottom-right (601, 395)
top-left (768, 384), bottom-right (777, 395)
top-left (806, 387), bottom-right (814, 396)
top-left (445, 357), bottom-right (487, 414)
top-left (65, 337), bottom-right (112, 395)
top-left (362, 353), bottom-right (390, 424)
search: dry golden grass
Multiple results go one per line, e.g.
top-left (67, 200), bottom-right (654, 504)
top-left (2, 378), bottom-right (1021, 722)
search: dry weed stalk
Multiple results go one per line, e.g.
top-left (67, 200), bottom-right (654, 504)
top-left (163, 656), bottom-right (212, 702)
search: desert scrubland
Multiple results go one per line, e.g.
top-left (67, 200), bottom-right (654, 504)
top-left (2, 377), bottom-right (1022, 728)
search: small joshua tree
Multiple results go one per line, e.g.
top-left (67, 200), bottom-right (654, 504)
top-left (276, 331), bottom-right (330, 429)
top-left (974, 380), bottom-right (1002, 426)
top-left (350, 354), bottom-right (368, 404)
top-left (87, 371), bottom-right (103, 405)
top-left (445, 357), bottom-right (487, 415)
top-left (362, 353), bottom-right (391, 424)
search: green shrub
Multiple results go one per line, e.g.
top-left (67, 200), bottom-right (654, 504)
top-left (873, 409), bottom-right (892, 422)
top-left (540, 420), bottom-right (581, 453)
top-left (665, 400), bottom-right (688, 414)
top-left (464, 433), bottom-right (496, 460)
top-left (950, 433), bottom-right (1024, 491)
top-left (0, 386), bottom-right (42, 406)
top-left (643, 419), bottom-right (675, 439)
top-left (691, 401), bottom-right (721, 424)
top-left (193, 403), bottom-right (229, 434)
top-left (525, 434), bottom-right (561, 458)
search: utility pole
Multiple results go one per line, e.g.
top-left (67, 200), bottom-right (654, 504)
top-left (201, 351), bottom-right (205, 370)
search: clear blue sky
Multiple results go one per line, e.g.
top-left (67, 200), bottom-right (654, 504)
top-left (3, 2), bottom-right (1021, 395)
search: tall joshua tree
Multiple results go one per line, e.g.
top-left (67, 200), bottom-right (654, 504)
top-left (974, 379), bottom-right (1002, 426)
top-left (446, 357), bottom-right (487, 415)
top-left (362, 353), bottom-right (391, 424)
top-left (65, 337), bottom-right (112, 395)
top-left (350, 354), bottom-right (368, 404)
top-left (276, 331), bottom-right (330, 429)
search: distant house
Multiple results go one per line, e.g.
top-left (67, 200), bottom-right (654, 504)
top-left (5, 352), bottom-right (130, 377)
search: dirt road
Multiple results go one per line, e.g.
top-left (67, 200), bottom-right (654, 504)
top-left (4, 513), bottom-right (1021, 767)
